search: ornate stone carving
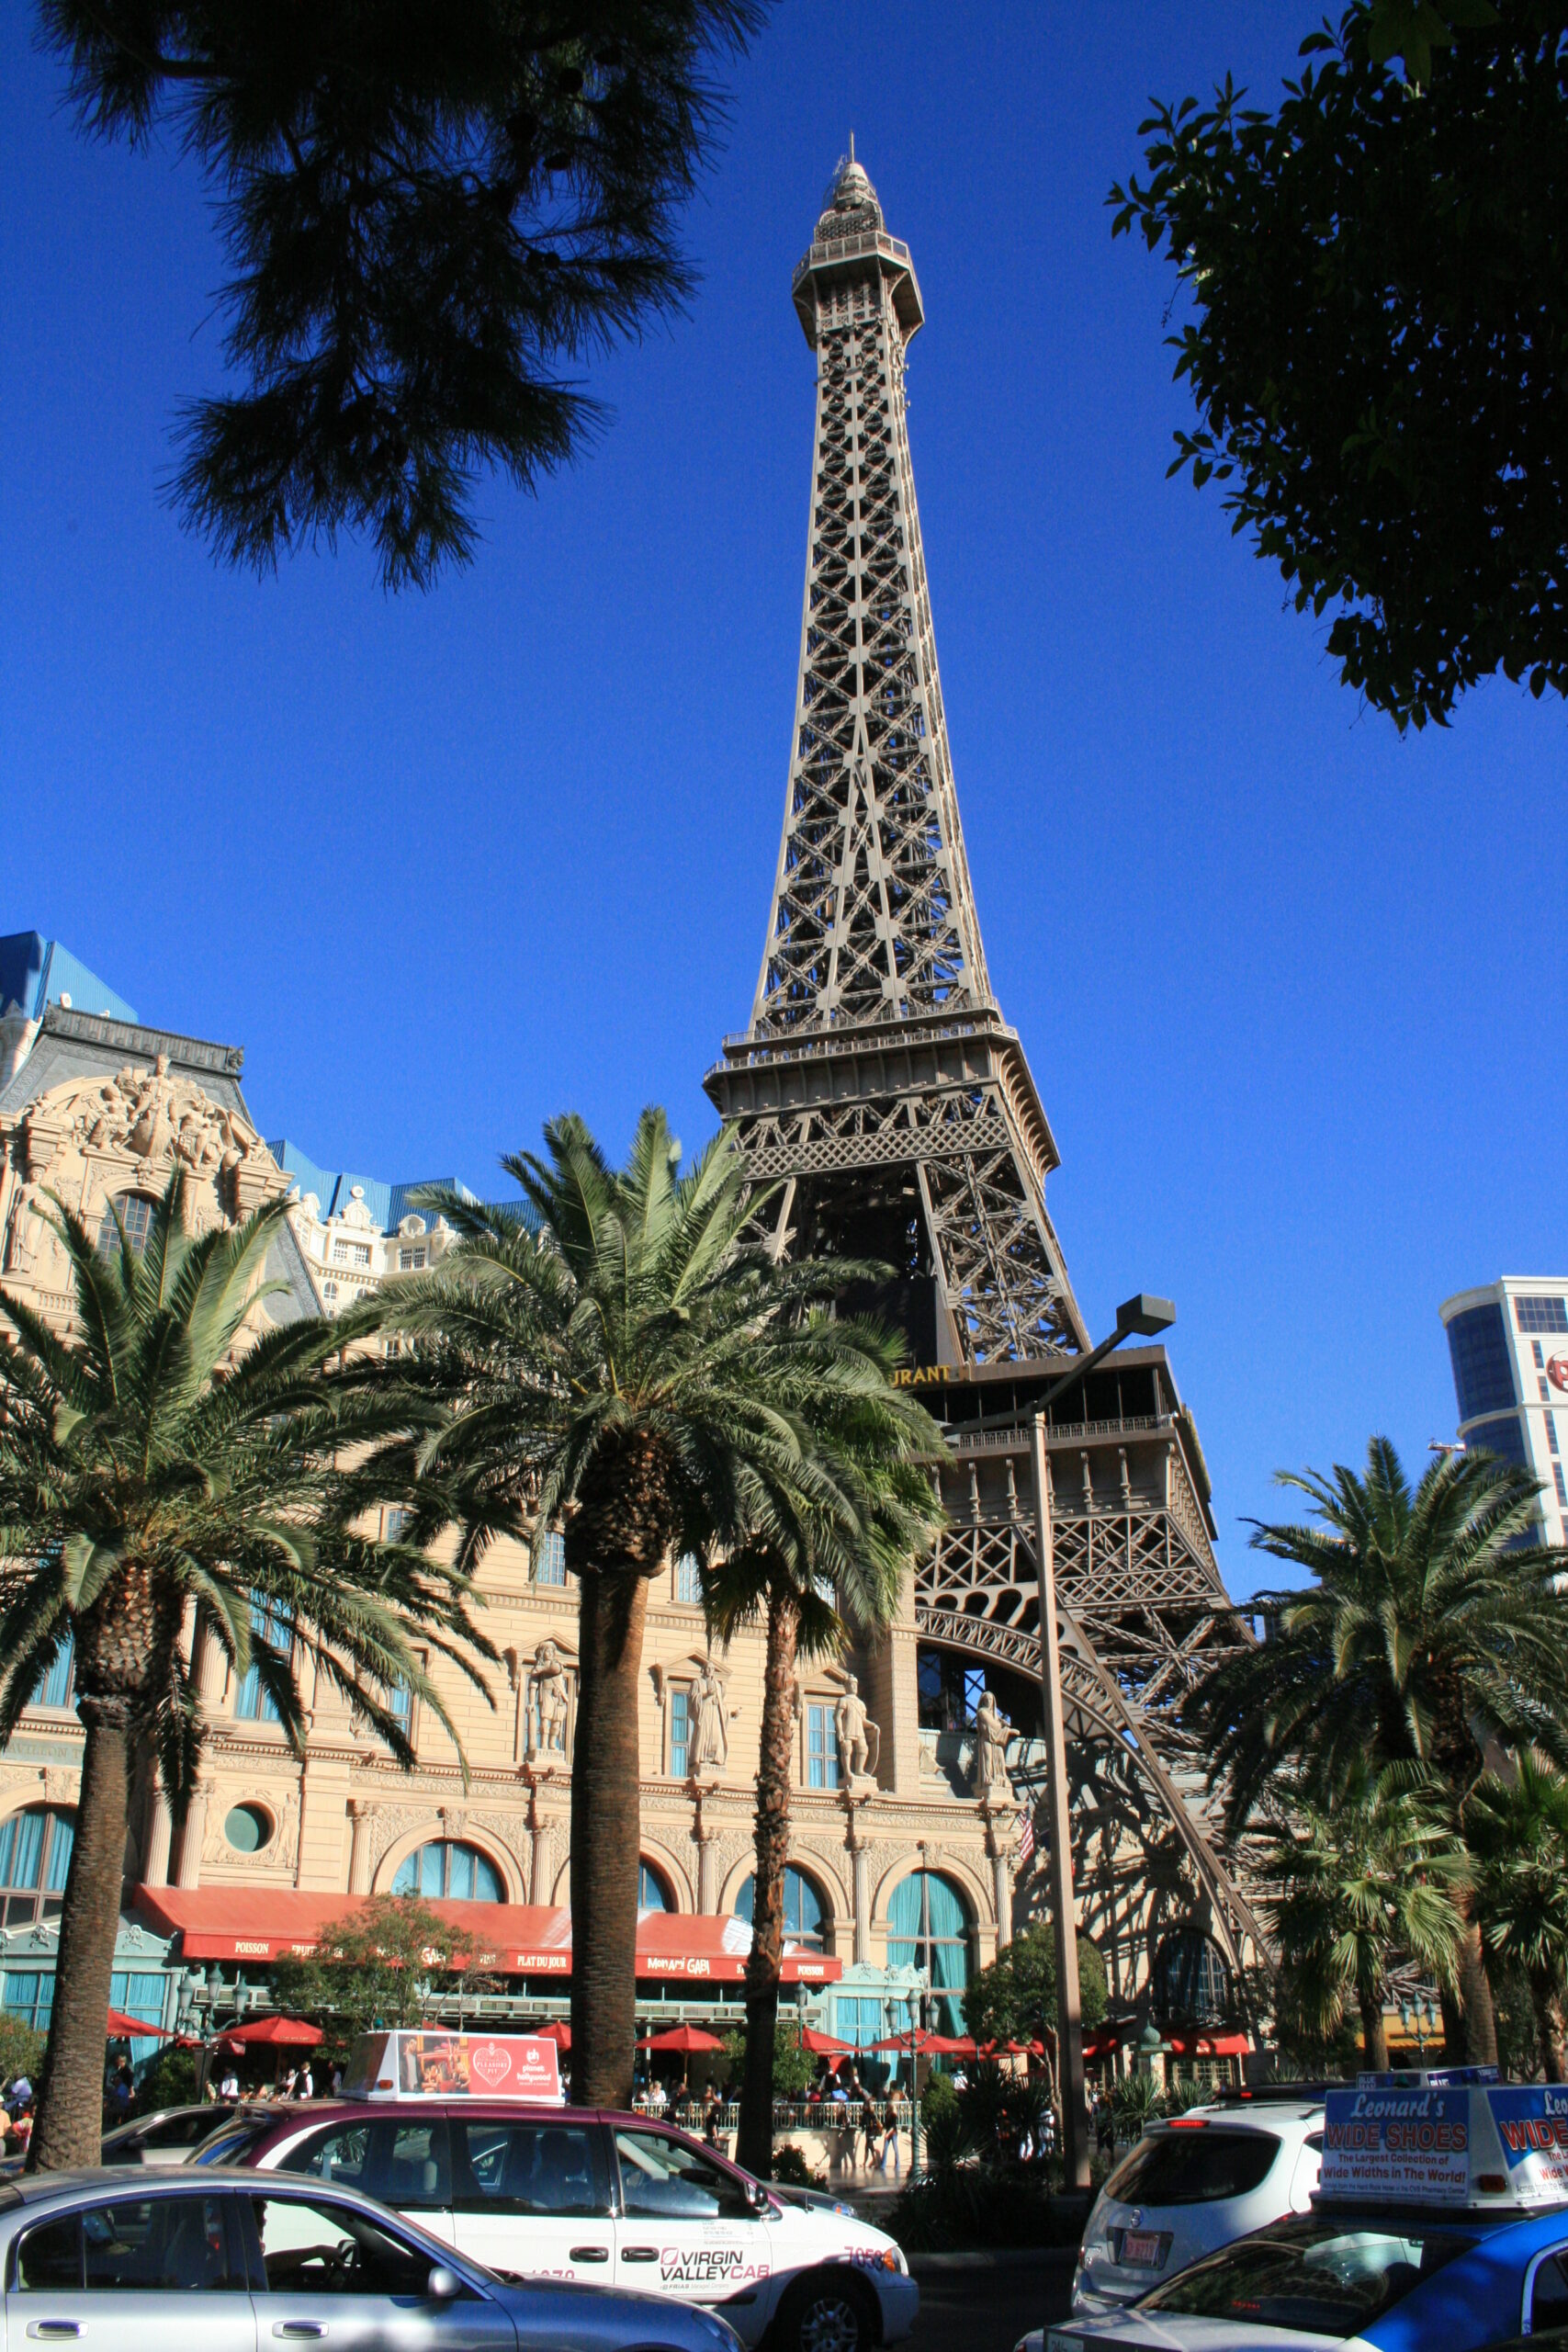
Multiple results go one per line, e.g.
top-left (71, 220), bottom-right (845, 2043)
top-left (202, 1786), bottom-right (299, 1869)
top-left (525, 1641), bottom-right (571, 1759)
top-left (971, 1688), bottom-right (1016, 1804)
top-left (834, 1674), bottom-right (879, 1795)
top-left (689, 1657), bottom-right (729, 1774)
top-left (367, 1803), bottom-right (442, 1874)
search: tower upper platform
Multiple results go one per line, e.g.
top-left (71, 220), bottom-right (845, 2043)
top-left (793, 152), bottom-right (924, 348)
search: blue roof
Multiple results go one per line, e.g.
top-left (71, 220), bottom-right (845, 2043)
top-left (267, 1144), bottom-right (479, 1236)
top-left (0, 932), bottom-right (137, 1025)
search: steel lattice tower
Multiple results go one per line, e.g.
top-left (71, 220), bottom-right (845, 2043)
top-left (705, 155), bottom-right (1268, 2009)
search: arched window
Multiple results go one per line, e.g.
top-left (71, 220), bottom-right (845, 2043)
top-left (0, 1806), bottom-right (75, 1926)
top-left (392, 1839), bottom-right (502, 1903)
top-left (638, 1861), bottom-right (671, 1912)
top-left (96, 1193), bottom-right (158, 1259)
top-left (887, 1871), bottom-right (970, 2033)
top-left (734, 1868), bottom-right (827, 1951)
top-left (1153, 1928), bottom-right (1232, 2030)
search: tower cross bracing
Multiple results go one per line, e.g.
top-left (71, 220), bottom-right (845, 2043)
top-left (705, 155), bottom-right (1263, 2001)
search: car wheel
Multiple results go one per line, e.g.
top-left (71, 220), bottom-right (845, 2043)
top-left (780, 2271), bottom-right (873, 2352)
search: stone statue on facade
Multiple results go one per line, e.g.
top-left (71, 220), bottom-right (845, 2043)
top-left (972, 1686), bottom-right (1016, 1804)
top-left (835, 1674), bottom-right (879, 1792)
top-left (689, 1657), bottom-right (729, 1773)
top-left (528, 1640), bottom-right (570, 1758)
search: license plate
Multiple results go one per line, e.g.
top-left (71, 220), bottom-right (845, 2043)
top-left (1120, 2230), bottom-right (1162, 2267)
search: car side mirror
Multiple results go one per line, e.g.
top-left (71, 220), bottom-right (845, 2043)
top-left (427, 2266), bottom-right (463, 2301)
top-left (745, 2178), bottom-right (769, 2212)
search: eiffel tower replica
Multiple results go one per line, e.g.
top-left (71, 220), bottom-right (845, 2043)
top-left (705, 152), bottom-right (1269, 2007)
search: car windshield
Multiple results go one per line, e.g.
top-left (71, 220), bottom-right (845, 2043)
top-left (1141, 2214), bottom-right (1474, 2335)
top-left (1103, 2127), bottom-right (1280, 2207)
top-left (190, 2120), bottom-right (273, 2167)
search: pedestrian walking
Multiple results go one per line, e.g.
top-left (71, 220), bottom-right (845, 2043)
top-left (880, 2101), bottom-right (900, 2175)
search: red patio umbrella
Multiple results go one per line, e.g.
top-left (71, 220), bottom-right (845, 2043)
top-left (635, 2024), bottom-right (726, 2053)
top-left (799, 2027), bottom-right (853, 2055)
top-left (535, 2020), bottom-right (571, 2049)
top-left (217, 2015), bottom-right (323, 2049)
top-left (635, 2020), bottom-right (726, 2093)
top-left (107, 2007), bottom-right (172, 2040)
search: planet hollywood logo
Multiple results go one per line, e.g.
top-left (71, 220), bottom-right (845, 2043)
top-left (1548, 1356), bottom-right (1568, 1395)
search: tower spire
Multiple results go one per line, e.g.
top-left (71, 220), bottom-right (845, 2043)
top-left (711, 156), bottom-right (1083, 1364)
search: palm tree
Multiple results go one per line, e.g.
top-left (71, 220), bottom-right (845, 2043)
top-left (1262, 1767), bottom-right (1463, 2069)
top-left (703, 1366), bottom-right (943, 2176)
top-left (0, 1175), bottom-right (490, 2169)
top-left (1188, 1437), bottom-right (1568, 2059)
top-left (1467, 1752), bottom-right (1568, 2079)
top-left (386, 1110), bottom-right (924, 2107)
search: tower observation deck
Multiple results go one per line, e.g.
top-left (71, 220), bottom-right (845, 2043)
top-left (705, 156), bottom-right (1268, 2016)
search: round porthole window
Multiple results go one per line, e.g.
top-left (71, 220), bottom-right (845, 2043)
top-left (223, 1804), bottom-right (272, 1854)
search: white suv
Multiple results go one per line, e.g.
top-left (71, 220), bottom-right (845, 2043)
top-left (1070, 2096), bottom-right (1325, 2318)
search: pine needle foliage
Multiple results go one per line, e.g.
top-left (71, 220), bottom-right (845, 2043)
top-left (39, 1), bottom-right (769, 587)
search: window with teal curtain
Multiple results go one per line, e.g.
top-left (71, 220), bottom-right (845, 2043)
top-left (638, 1862), bottom-right (670, 1911)
top-left (674, 1554), bottom-right (702, 1603)
top-left (886, 1871), bottom-right (970, 2033)
top-left (807, 1703), bottom-right (839, 1790)
top-left (0, 1807), bottom-right (73, 1926)
top-left (734, 1868), bottom-right (826, 1949)
top-left (391, 1839), bottom-right (502, 1902)
top-left (2, 1972), bottom-right (52, 2030)
top-left (835, 1996), bottom-right (885, 2049)
top-left (236, 1596), bottom-right (294, 1722)
top-left (534, 1531), bottom-right (567, 1587)
top-left (32, 1636), bottom-right (74, 1711)
top-left (110, 1970), bottom-right (167, 2064)
top-left (670, 1688), bottom-right (691, 1778)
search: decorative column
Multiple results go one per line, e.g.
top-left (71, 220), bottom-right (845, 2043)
top-left (346, 1798), bottom-right (372, 1894)
top-left (527, 1780), bottom-right (556, 1906)
top-left (175, 1781), bottom-right (209, 1887)
top-left (143, 1785), bottom-right (174, 1887)
top-left (991, 1844), bottom-right (1013, 1950)
top-left (846, 1806), bottom-right (872, 1965)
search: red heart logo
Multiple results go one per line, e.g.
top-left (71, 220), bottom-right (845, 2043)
top-left (469, 2041), bottom-right (512, 2088)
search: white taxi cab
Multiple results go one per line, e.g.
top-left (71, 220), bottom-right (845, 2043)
top-left (199, 2096), bottom-right (918, 2352)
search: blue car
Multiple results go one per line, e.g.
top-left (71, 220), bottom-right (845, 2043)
top-left (1025, 2072), bottom-right (1568, 2352)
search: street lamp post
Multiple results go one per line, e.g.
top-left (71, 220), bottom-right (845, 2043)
top-left (964, 1294), bottom-right (1175, 2195)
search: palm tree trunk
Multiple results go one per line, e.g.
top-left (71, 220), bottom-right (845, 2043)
top-left (28, 1697), bottom-right (130, 2170)
top-left (1530, 1973), bottom-right (1567, 2081)
top-left (1455, 1905), bottom-right (1499, 2066)
top-left (570, 1570), bottom-right (651, 2109)
top-left (1358, 1988), bottom-right (1389, 2072)
top-left (736, 1591), bottom-right (799, 2178)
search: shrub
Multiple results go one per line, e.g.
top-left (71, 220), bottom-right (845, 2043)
top-left (772, 2143), bottom-right (823, 2188)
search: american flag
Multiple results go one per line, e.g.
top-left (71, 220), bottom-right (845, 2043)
top-left (1017, 1804), bottom-right (1036, 1868)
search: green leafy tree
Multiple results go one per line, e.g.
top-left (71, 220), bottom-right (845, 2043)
top-left (964, 1928), bottom-right (1109, 2052)
top-left (1187, 1437), bottom-right (1568, 2061)
top-left (719, 2018), bottom-right (815, 2102)
top-left (0, 1175), bottom-right (488, 2169)
top-left (270, 1894), bottom-right (465, 2039)
top-left (0, 2017), bottom-right (47, 2094)
top-left (703, 1373), bottom-right (943, 2177)
top-left (1467, 1751), bottom-right (1568, 2078)
top-left (1263, 1768), bottom-right (1463, 2068)
top-left (1109, 0), bottom-right (1566, 729)
top-left (39, 0), bottom-right (769, 588)
top-left (381, 1111), bottom-right (925, 2108)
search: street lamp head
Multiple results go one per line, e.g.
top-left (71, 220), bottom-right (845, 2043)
top-left (1115, 1294), bottom-right (1176, 1340)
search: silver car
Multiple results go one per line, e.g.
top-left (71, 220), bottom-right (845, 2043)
top-left (0, 2165), bottom-right (743, 2352)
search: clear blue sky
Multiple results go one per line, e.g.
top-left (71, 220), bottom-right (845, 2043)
top-left (4, 4), bottom-right (1563, 1599)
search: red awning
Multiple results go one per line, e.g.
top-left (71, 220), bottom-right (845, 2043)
top-left (1163, 2031), bottom-right (1251, 2058)
top-left (132, 1887), bottom-right (840, 1984)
